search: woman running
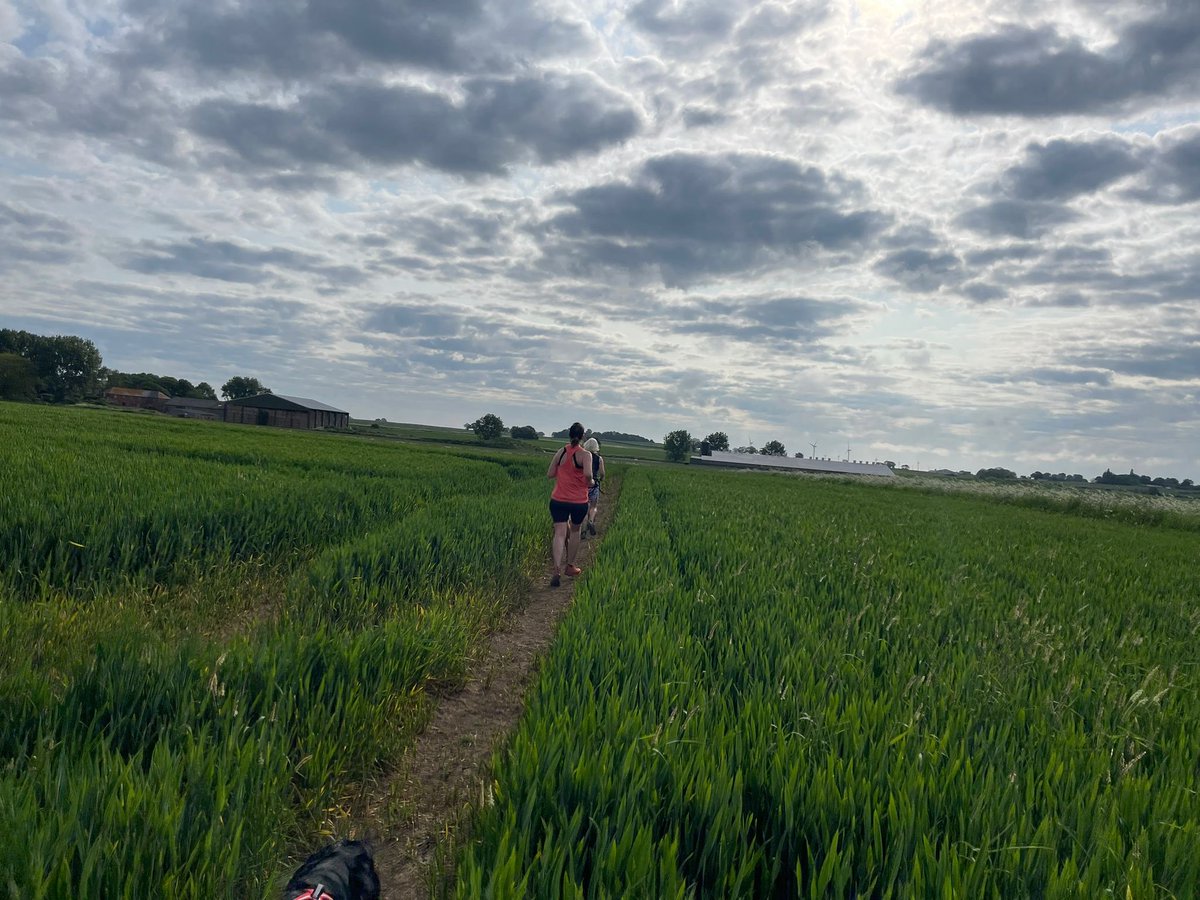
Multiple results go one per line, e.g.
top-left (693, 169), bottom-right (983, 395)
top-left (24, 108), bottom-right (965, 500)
top-left (581, 437), bottom-right (605, 538)
top-left (547, 422), bottom-right (593, 587)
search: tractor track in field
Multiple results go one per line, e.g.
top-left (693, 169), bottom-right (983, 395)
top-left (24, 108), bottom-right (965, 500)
top-left (370, 475), bottom-right (623, 899)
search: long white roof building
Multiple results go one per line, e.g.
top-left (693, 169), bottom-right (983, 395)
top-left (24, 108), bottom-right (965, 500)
top-left (692, 450), bottom-right (896, 477)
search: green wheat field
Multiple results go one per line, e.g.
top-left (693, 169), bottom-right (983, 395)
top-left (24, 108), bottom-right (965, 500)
top-left (2, 402), bottom-right (1197, 898)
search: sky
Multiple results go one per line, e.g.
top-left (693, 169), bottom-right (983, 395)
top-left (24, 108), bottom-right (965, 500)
top-left (2, 0), bottom-right (1199, 478)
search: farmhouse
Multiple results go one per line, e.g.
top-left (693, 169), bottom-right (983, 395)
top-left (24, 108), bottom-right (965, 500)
top-left (692, 450), bottom-right (896, 477)
top-left (104, 387), bottom-right (169, 411)
top-left (164, 396), bottom-right (223, 420)
top-left (224, 393), bottom-right (349, 430)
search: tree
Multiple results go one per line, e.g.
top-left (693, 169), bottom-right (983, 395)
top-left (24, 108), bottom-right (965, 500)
top-left (976, 467), bottom-right (1017, 480)
top-left (221, 377), bottom-right (270, 400)
top-left (734, 445), bottom-right (757, 454)
top-left (703, 431), bottom-right (730, 452)
top-left (0, 330), bottom-right (102, 402)
top-left (470, 413), bottom-right (505, 440)
top-left (761, 440), bottom-right (786, 456)
top-left (663, 430), bottom-right (693, 462)
top-left (0, 353), bottom-right (37, 400)
top-left (793, 451), bottom-right (804, 458)
top-left (193, 382), bottom-right (217, 400)
top-left (510, 424), bottom-right (538, 439)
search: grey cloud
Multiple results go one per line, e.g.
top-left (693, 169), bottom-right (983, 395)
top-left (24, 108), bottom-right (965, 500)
top-left (536, 151), bottom-right (888, 287)
top-left (1127, 127), bottom-right (1200, 204)
top-left (1001, 137), bottom-right (1144, 201)
top-left (190, 73), bottom-right (640, 178)
top-left (1070, 340), bottom-right (1200, 382)
top-left (0, 201), bottom-right (81, 271)
top-left (956, 199), bottom-right (1079, 239)
top-left (0, 53), bottom-right (179, 162)
top-left (873, 248), bottom-right (962, 293)
top-left (963, 244), bottom-right (1039, 267)
top-left (120, 0), bottom-right (588, 79)
top-left (119, 237), bottom-right (370, 286)
top-left (897, 3), bottom-right (1200, 116)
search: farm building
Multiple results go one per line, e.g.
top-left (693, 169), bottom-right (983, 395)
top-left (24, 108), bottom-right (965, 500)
top-left (693, 450), bottom-right (896, 478)
top-left (224, 393), bottom-right (349, 430)
top-left (104, 387), bottom-right (169, 411)
top-left (164, 397), bottom-right (224, 420)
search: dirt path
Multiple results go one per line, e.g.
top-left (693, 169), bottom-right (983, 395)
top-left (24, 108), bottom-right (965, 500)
top-left (371, 478), bottom-right (622, 898)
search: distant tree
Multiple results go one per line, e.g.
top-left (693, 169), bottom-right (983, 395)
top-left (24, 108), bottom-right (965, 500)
top-left (0, 329), bottom-right (103, 402)
top-left (192, 382), bottom-right (217, 400)
top-left (1182, 479), bottom-right (1194, 489)
top-left (761, 440), bottom-right (786, 456)
top-left (793, 451), bottom-right (804, 458)
top-left (663, 429), bottom-right (693, 462)
top-left (734, 445), bottom-right (757, 454)
top-left (594, 430), bottom-right (652, 443)
top-left (884, 460), bottom-right (896, 469)
top-left (510, 424), bottom-right (538, 439)
top-left (976, 467), bottom-right (1017, 480)
top-left (470, 413), bottom-right (505, 440)
top-left (221, 377), bottom-right (270, 400)
top-left (703, 431), bottom-right (730, 452)
top-left (0, 352), bottom-right (37, 400)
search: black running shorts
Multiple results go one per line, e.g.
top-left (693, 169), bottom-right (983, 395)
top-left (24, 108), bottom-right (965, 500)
top-left (549, 498), bottom-right (589, 525)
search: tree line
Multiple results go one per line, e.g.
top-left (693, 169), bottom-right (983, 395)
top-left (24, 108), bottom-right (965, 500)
top-left (0, 328), bottom-right (272, 405)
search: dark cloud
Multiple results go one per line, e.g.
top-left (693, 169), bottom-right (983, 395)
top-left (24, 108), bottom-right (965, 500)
top-left (873, 248), bottom-right (962, 293)
top-left (963, 244), bottom-right (1039, 267)
top-left (897, 3), bottom-right (1200, 116)
top-left (0, 53), bottom-right (179, 162)
top-left (1000, 136), bottom-right (1144, 200)
top-left (1070, 339), bottom-right (1200, 382)
top-left (119, 236), bottom-right (370, 287)
top-left (1126, 127), bottom-right (1200, 204)
top-left (956, 199), bottom-right (1079, 239)
top-left (190, 73), bottom-right (640, 179)
top-left (119, 0), bottom-right (589, 79)
top-left (536, 151), bottom-right (887, 286)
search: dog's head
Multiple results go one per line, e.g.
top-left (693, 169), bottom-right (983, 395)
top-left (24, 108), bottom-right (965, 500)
top-left (283, 838), bottom-right (380, 900)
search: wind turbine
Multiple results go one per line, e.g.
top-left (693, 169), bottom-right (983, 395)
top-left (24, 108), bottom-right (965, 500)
top-left (809, 442), bottom-right (817, 458)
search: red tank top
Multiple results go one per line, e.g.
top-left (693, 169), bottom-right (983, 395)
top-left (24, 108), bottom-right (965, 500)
top-left (552, 444), bottom-right (590, 503)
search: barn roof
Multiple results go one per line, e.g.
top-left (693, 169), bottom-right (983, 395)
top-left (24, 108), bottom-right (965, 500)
top-left (106, 387), bottom-right (170, 399)
top-left (226, 393), bottom-right (348, 414)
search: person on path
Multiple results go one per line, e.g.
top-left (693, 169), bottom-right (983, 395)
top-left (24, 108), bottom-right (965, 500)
top-left (547, 422), bottom-right (593, 587)
top-left (581, 437), bottom-right (605, 539)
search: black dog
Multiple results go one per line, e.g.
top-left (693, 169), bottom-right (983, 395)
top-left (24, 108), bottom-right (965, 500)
top-left (283, 838), bottom-right (380, 900)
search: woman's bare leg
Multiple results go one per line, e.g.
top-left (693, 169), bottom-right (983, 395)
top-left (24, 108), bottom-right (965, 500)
top-left (552, 521), bottom-right (569, 573)
top-left (566, 520), bottom-right (583, 566)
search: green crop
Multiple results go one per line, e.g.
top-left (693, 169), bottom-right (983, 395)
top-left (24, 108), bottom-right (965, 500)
top-left (0, 402), bottom-right (556, 896)
top-left (459, 466), bottom-right (1200, 898)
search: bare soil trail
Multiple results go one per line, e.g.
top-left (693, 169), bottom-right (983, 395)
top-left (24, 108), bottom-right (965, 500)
top-left (371, 476), bottom-right (622, 899)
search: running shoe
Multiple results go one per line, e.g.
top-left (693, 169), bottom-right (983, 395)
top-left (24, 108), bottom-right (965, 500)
top-left (550, 573), bottom-right (561, 587)
top-left (565, 564), bottom-right (583, 577)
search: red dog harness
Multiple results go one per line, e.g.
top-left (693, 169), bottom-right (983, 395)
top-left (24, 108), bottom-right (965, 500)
top-left (292, 888), bottom-right (335, 900)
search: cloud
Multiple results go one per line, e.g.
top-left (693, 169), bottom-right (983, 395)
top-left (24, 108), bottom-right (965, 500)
top-left (1126, 126), bottom-right (1200, 204)
top-left (897, 3), bottom-right (1200, 116)
top-left (955, 199), bottom-right (1079, 239)
top-left (1000, 136), bottom-right (1145, 200)
top-left (0, 201), bottom-right (80, 271)
top-left (873, 248), bottom-right (963, 293)
top-left (595, 291), bottom-right (869, 348)
top-left (536, 151), bottom-right (887, 286)
top-left (190, 73), bottom-right (641, 179)
top-left (119, 236), bottom-right (369, 287)
top-left (119, 0), bottom-right (590, 79)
